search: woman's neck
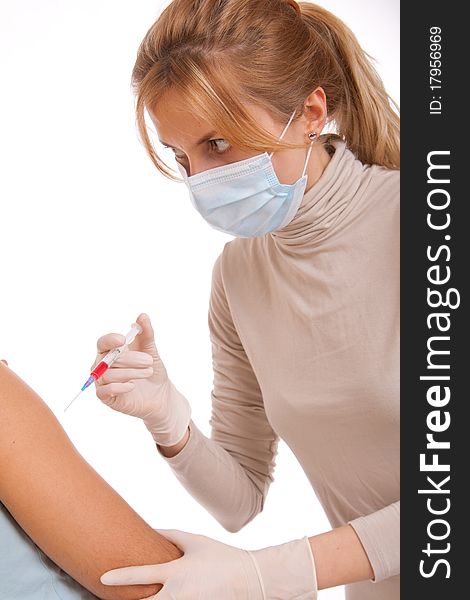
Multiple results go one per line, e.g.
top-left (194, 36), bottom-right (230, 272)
top-left (304, 140), bottom-right (334, 194)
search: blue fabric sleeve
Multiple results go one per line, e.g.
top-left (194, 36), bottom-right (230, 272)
top-left (0, 503), bottom-right (97, 599)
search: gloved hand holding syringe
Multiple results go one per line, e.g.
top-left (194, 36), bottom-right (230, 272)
top-left (65, 323), bottom-right (143, 411)
top-left (65, 313), bottom-right (192, 449)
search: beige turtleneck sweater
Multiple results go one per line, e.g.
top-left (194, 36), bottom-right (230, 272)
top-left (159, 139), bottom-right (400, 600)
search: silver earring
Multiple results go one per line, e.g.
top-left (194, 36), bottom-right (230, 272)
top-left (308, 132), bottom-right (317, 141)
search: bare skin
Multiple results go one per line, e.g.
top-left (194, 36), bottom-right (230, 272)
top-left (147, 90), bottom-right (375, 590)
top-left (149, 86), bottom-right (332, 191)
top-left (0, 360), bottom-right (182, 600)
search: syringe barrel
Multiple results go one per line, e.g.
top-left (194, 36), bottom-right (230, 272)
top-left (102, 348), bottom-right (121, 367)
top-left (125, 323), bottom-right (143, 345)
top-left (91, 361), bottom-right (109, 380)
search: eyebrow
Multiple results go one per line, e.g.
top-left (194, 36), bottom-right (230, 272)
top-left (159, 130), bottom-right (218, 149)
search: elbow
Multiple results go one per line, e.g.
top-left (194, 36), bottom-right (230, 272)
top-left (217, 490), bottom-right (266, 533)
top-left (221, 520), bottom-right (245, 534)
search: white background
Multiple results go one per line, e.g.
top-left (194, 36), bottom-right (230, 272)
top-left (0, 1), bottom-right (399, 598)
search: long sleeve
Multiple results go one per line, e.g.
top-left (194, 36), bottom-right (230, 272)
top-left (158, 252), bottom-right (279, 533)
top-left (348, 500), bottom-right (400, 582)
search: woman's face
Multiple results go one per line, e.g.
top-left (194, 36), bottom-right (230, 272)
top-left (148, 87), bottom-right (327, 185)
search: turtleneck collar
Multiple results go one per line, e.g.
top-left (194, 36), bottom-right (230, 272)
top-left (269, 138), bottom-right (366, 247)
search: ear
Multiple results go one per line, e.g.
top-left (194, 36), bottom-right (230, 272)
top-left (302, 87), bottom-right (328, 136)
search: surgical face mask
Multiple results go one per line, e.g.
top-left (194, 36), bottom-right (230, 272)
top-left (177, 109), bottom-right (314, 238)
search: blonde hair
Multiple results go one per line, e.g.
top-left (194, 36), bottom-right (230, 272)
top-left (132, 0), bottom-right (400, 179)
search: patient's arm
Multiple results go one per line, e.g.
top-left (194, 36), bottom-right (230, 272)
top-left (0, 362), bottom-right (183, 600)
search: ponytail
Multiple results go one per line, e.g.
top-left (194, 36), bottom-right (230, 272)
top-left (299, 2), bottom-right (399, 168)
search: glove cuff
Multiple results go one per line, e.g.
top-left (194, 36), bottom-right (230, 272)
top-left (144, 379), bottom-right (192, 447)
top-left (248, 537), bottom-right (318, 599)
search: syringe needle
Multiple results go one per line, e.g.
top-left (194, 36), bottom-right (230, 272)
top-left (64, 390), bottom-right (83, 412)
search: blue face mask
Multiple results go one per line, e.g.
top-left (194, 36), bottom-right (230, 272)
top-left (177, 109), bottom-right (314, 238)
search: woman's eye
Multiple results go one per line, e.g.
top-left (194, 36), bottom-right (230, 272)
top-left (163, 144), bottom-right (186, 160)
top-left (209, 139), bottom-right (231, 154)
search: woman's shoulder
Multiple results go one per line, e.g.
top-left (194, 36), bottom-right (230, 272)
top-left (366, 162), bottom-right (400, 208)
top-left (369, 162), bottom-right (400, 187)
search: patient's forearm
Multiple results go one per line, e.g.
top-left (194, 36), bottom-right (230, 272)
top-left (0, 363), bottom-right (182, 600)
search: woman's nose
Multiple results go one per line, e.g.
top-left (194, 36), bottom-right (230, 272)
top-left (186, 158), bottom-right (218, 177)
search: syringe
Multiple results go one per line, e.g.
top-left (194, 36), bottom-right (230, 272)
top-left (64, 322), bottom-right (143, 412)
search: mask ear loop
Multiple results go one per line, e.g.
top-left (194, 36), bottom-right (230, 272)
top-left (302, 132), bottom-right (317, 177)
top-left (268, 109), bottom-right (298, 159)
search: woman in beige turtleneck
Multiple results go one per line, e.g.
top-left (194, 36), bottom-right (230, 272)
top-left (95, 1), bottom-right (400, 599)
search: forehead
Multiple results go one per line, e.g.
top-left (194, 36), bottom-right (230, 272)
top-left (148, 87), bottom-right (276, 148)
top-left (148, 89), bottom-right (212, 148)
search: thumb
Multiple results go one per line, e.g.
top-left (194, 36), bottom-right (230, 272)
top-left (101, 560), bottom-right (181, 586)
top-left (136, 313), bottom-right (158, 355)
top-left (154, 528), bottom-right (198, 550)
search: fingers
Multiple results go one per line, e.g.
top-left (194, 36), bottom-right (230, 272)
top-left (0, 359), bottom-right (8, 366)
top-left (99, 366), bottom-right (153, 385)
top-left (97, 333), bottom-right (126, 354)
top-left (92, 350), bottom-right (153, 372)
top-left (96, 316), bottom-right (159, 364)
top-left (96, 382), bottom-right (135, 405)
top-left (101, 561), bottom-right (179, 586)
top-left (153, 529), bottom-right (193, 550)
top-left (109, 351), bottom-right (153, 369)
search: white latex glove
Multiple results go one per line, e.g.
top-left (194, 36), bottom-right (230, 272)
top-left (100, 529), bottom-right (317, 600)
top-left (93, 313), bottom-right (191, 447)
